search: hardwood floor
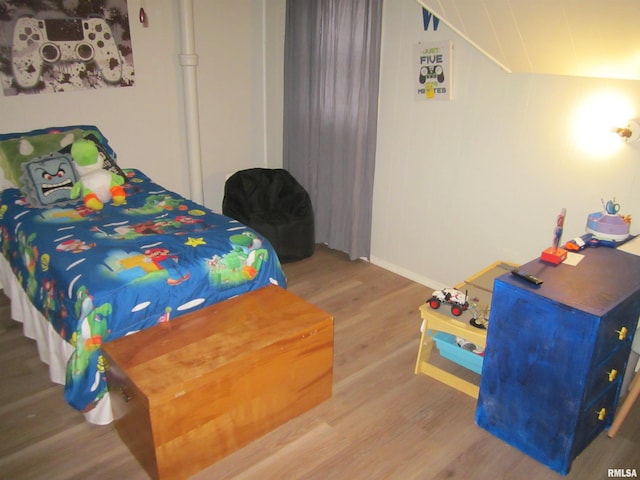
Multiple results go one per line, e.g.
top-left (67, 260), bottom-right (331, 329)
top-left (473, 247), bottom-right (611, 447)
top-left (1, 244), bottom-right (639, 479)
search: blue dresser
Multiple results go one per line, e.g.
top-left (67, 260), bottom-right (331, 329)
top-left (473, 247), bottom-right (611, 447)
top-left (476, 247), bottom-right (640, 475)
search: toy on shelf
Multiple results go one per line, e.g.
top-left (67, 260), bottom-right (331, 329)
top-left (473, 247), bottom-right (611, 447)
top-left (585, 198), bottom-right (632, 242)
top-left (427, 288), bottom-right (469, 317)
top-left (541, 208), bottom-right (568, 264)
top-left (565, 232), bottom-right (618, 251)
top-left (469, 301), bottom-right (490, 329)
top-left (456, 336), bottom-right (485, 356)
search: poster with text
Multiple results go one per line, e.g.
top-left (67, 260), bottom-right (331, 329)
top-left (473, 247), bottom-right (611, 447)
top-left (0, 0), bottom-right (135, 96)
top-left (414, 41), bottom-right (452, 101)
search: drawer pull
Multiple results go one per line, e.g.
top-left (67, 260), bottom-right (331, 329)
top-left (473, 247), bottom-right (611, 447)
top-left (616, 327), bottom-right (628, 341)
top-left (608, 369), bottom-right (618, 382)
top-left (597, 407), bottom-right (607, 421)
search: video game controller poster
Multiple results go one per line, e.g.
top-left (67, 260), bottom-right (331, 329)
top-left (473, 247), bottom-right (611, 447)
top-left (0, 0), bottom-right (135, 96)
top-left (414, 41), bottom-right (452, 101)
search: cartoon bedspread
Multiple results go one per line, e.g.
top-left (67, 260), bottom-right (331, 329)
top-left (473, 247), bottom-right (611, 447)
top-left (0, 169), bottom-right (287, 413)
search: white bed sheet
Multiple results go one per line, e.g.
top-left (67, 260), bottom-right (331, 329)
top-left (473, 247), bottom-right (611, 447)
top-left (0, 254), bottom-right (113, 425)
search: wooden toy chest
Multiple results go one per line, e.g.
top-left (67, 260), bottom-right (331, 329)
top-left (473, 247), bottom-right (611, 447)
top-left (102, 285), bottom-right (333, 480)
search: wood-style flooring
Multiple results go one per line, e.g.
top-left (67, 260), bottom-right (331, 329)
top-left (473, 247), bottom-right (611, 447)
top-left (1, 244), bottom-right (639, 479)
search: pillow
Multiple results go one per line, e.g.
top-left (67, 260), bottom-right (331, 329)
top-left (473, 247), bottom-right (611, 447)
top-left (0, 125), bottom-right (116, 189)
top-left (20, 152), bottom-right (80, 208)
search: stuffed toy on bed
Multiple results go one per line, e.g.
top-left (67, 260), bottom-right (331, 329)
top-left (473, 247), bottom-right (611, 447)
top-left (70, 139), bottom-right (125, 210)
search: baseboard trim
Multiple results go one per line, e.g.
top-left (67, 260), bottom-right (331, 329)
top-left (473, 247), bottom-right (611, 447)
top-left (369, 256), bottom-right (447, 291)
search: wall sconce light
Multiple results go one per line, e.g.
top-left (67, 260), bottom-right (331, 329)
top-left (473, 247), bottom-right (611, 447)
top-left (613, 120), bottom-right (640, 143)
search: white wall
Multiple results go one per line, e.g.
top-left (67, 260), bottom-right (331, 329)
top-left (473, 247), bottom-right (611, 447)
top-left (194, 0), bottom-right (285, 210)
top-left (264, 1), bottom-right (286, 170)
top-left (371, 0), bottom-right (640, 287)
top-left (0, 0), bottom-right (285, 213)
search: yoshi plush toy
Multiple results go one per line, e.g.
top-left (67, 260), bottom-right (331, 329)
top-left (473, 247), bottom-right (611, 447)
top-left (70, 139), bottom-right (125, 210)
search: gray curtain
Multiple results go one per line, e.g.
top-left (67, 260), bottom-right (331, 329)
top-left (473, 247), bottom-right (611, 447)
top-left (283, 0), bottom-right (383, 260)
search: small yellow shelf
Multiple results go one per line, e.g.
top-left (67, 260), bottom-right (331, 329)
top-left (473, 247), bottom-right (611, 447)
top-left (414, 261), bottom-right (517, 398)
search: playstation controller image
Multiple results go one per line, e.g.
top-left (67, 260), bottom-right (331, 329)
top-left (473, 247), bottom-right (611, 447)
top-left (417, 65), bottom-right (446, 85)
top-left (12, 16), bottom-right (123, 89)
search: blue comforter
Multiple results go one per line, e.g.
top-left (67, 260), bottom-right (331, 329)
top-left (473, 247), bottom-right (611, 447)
top-left (0, 169), bottom-right (286, 412)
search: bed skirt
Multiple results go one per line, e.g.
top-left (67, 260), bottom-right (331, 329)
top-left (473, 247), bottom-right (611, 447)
top-left (0, 254), bottom-right (113, 425)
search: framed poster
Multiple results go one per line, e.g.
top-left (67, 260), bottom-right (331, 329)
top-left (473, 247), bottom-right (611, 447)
top-left (414, 41), bottom-right (452, 101)
top-left (0, 0), bottom-right (135, 96)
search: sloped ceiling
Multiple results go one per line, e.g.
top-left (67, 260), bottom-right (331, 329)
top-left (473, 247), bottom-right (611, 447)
top-left (416, 0), bottom-right (640, 80)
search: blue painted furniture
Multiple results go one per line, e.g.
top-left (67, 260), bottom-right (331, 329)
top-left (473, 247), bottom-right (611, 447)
top-left (476, 247), bottom-right (640, 475)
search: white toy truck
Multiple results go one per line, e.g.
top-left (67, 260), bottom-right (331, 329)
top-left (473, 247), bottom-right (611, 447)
top-left (427, 288), bottom-right (469, 317)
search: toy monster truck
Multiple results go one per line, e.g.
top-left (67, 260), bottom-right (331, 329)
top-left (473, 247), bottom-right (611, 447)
top-left (427, 288), bottom-right (469, 317)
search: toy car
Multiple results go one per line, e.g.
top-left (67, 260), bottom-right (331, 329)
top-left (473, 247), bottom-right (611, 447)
top-left (427, 288), bottom-right (469, 317)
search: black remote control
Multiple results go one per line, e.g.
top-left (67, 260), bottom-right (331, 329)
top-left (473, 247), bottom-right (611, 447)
top-left (511, 270), bottom-right (543, 285)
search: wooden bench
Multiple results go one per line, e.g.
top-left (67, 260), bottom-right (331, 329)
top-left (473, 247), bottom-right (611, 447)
top-left (102, 285), bottom-right (333, 480)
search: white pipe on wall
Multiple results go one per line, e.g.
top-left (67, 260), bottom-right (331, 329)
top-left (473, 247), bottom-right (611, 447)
top-left (178, 0), bottom-right (204, 204)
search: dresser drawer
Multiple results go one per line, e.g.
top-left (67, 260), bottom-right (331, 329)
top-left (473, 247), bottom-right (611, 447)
top-left (573, 384), bottom-right (618, 458)
top-left (592, 300), bottom-right (639, 362)
top-left (585, 346), bottom-right (629, 404)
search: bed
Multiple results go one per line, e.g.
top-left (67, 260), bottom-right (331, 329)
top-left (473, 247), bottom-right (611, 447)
top-left (0, 125), bottom-right (287, 425)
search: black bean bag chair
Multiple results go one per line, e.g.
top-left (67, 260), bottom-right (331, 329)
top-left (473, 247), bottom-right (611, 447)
top-left (222, 168), bottom-right (315, 263)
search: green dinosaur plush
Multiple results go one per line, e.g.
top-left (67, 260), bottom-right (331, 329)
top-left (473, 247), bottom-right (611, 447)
top-left (70, 139), bottom-right (125, 210)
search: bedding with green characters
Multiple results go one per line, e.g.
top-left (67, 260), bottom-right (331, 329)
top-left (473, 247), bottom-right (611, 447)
top-left (0, 126), bottom-right (287, 414)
